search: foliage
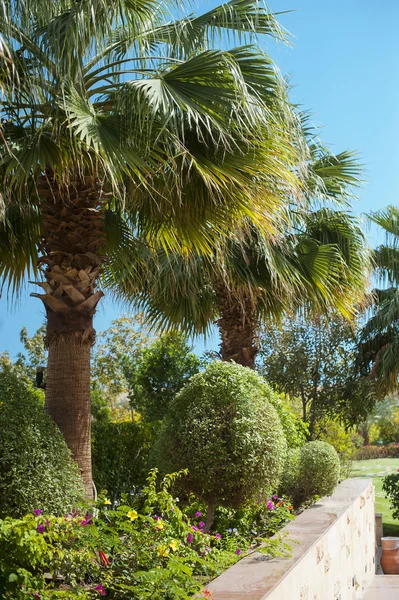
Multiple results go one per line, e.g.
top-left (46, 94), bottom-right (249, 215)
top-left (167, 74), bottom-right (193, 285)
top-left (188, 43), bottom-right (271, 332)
top-left (15, 325), bottom-right (47, 383)
top-left (315, 420), bottom-right (363, 479)
top-left (268, 393), bottom-right (308, 449)
top-left (0, 361), bottom-right (85, 518)
top-left (91, 316), bottom-right (152, 421)
top-left (155, 361), bottom-right (287, 521)
top-left (92, 420), bottom-right (159, 503)
top-left (259, 313), bottom-right (377, 435)
top-left (359, 396), bottom-right (399, 445)
top-left (279, 441), bottom-right (340, 508)
top-left (355, 444), bottom-right (399, 460)
top-left (359, 206), bottom-right (399, 396)
top-left (210, 493), bottom-right (294, 541)
top-left (0, 470), bottom-right (248, 599)
top-left (382, 473), bottom-right (399, 521)
top-left (126, 332), bottom-right (202, 422)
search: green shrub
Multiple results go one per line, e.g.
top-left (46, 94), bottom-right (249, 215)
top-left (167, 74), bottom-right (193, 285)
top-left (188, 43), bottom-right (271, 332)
top-left (92, 420), bottom-right (158, 503)
top-left (355, 444), bottom-right (399, 460)
top-left (382, 473), bottom-right (399, 520)
top-left (0, 363), bottom-right (85, 518)
top-left (155, 361), bottom-right (287, 526)
top-left (279, 441), bottom-right (340, 508)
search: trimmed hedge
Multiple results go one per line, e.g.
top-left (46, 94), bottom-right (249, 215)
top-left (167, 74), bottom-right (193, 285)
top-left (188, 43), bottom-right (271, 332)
top-left (0, 363), bottom-right (85, 518)
top-left (279, 441), bottom-right (340, 508)
top-left (155, 361), bottom-right (287, 513)
top-left (355, 444), bottom-right (399, 460)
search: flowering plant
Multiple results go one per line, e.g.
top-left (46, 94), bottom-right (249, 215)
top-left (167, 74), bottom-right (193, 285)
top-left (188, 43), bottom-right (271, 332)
top-left (0, 470), bottom-right (242, 599)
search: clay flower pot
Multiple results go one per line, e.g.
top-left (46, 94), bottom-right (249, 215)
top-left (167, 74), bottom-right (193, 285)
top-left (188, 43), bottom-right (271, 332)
top-left (381, 537), bottom-right (399, 574)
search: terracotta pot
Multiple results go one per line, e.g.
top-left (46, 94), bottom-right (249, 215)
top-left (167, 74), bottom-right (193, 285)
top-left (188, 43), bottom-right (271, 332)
top-left (381, 537), bottom-right (399, 574)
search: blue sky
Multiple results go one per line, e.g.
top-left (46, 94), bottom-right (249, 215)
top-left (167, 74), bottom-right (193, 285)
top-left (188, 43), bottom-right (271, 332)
top-left (1, 0), bottom-right (398, 357)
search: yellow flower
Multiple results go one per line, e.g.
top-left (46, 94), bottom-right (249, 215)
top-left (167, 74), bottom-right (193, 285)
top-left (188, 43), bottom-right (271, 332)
top-left (103, 498), bottom-right (111, 505)
top-left (169, 539), bottom-right (179, 552)
top-left (155, 520), bottom-right (165, 530)
top-left (157, 544), bottom-right (170, 557)
top-left (127, 510), bottom-right (138, 521)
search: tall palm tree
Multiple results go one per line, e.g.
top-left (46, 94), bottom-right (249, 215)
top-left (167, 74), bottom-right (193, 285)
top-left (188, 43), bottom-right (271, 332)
top-left (359, 206), bottom-right (399, 396)
top-left (114, 132), bottom-right (370, 368)
top-left (0, 0), bottom-right (299, 493)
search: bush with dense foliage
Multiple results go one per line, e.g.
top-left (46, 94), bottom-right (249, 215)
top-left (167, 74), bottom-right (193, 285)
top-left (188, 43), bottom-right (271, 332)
top-left (0, 363), bottom-right (85, 518)
top-left (279, 441), bottom-right (340, 508)
top-left (0, 471), bottom-right (251, 599)
top-left (382, 473), bottom-right (399, 521)
top-left (92, 420), bottom-right (158, 503)
top-left (355, 443), bottom-right (399, 460)
top-left (155, 361), bottom-right (287, 527)
top-left (127, 332), bottom-right (202, 422)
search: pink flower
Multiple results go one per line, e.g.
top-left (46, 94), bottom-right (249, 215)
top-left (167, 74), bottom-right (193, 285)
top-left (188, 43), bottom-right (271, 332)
top-left (45, 520), bottom-right (50, 527)
top-left (187, 533), bottom-right (194, 543)
top-left (192, 525), bottom-right (198, 531)
top-left (215, 533), bottom-right (221, 539)
top-left (195, 511), bottom-right (202, 518)
top-left (267, 500), bottom-right (275, 510)
top-left (198, 521), bottom-right (205, 528)
top-left (36, 524), bottom-right (45, 534)
top-left (95, 584), bottom-right (106, 596)
top-left (236, 549), bottom-right (242, 555)
top-left (205, 546), bottom-right (211, 553)
top-left (33, 509), bottom-right (43, 516)
top-left (154, 515), bottom-right (161, 521)
top-left (272, 495), bottom-right (278, 500)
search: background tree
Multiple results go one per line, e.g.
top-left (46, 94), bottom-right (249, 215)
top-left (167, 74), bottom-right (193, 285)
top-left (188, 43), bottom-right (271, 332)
top-left (0, 0), bottom-right (297, 493)
top-left (126, 332), bottom-right (202, 421)
top-left (359, 206), bottom-right (399, 396)
top-left (131, 206), bottom-right (370, 368)
top-left (258, 313), bottom-right (377, 435)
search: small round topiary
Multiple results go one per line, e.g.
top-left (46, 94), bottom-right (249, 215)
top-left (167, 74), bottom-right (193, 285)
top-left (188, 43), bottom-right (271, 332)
top-left (0, 363), bottom-right (85, 518)
top-left (279, 440), bottom-right (340, 507)
top-left (155, 361), bottom-right (287, 528)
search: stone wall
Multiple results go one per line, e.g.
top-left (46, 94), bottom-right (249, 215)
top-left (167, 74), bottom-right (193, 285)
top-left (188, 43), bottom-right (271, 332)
top-left (207, 479), bottom-right (375, 600)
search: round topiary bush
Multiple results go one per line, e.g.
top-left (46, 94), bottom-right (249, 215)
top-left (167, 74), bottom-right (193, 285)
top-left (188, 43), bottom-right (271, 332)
top-left (279, 440), bottom-right (340, 508)
top-left (155, 361), bottom-right (287, 528)
top-left (0, 363), bottom-right (85, 518)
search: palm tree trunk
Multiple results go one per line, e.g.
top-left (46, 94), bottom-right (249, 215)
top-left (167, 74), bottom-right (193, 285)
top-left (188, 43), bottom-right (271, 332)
top-left (46, 325), bottom-right (92, 496)
top-left (216, 286), bottom-right (259, 369)
top-left (32, 174), bottom-right (106, 496)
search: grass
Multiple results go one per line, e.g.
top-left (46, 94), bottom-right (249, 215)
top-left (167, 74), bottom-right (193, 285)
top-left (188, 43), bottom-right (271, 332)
top-left (351, 458), bottom-right (399, 536)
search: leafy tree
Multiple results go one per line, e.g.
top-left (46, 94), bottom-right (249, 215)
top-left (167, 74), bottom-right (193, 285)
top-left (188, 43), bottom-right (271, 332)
top-left (126, 332), bottom-right (202, 421)
top-left (258, 313), bottom-right (377, 435)
top-left (155, 361), bottom-right (287, 529)
top-left (0, 0), bottom-right (296, 493)
top-left (15, 325), bottom-right (47, 383)
top-left (91, 315), bottom-right (152, 420)
top-left (359, 206), bottom-right (399, 396)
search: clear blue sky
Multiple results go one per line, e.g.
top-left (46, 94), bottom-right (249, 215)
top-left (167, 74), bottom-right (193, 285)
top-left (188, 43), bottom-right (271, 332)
top-left (1, 0), bottom-right (398, 357)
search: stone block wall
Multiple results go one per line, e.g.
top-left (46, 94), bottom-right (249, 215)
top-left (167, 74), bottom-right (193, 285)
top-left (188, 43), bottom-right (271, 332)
top-left (207, 479), bottom-right (375, 600)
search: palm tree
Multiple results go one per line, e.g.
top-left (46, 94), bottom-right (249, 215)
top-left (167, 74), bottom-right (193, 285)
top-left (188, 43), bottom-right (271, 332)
top-left (115, 131), bottom-right (370, 368)
top-left (0, 0), bottom-right (299, 493)
top-left (359, 206), bottom-right (399, 396)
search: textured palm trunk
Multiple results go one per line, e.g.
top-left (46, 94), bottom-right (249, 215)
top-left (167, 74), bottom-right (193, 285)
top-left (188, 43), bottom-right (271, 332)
top-left (216, 286), bottom-right (259, 369)
top-left (32, 174), bottom-right (106, 497)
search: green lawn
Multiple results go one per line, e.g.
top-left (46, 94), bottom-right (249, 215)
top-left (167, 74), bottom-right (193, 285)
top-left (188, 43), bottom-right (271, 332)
top-left (351, 458), bottom-right (399, 536)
